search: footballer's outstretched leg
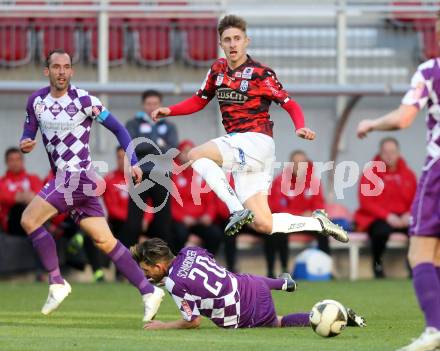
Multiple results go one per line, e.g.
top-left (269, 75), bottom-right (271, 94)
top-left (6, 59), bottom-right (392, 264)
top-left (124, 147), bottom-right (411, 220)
top-left (224, 209), bottom-right (255, 236)
top-left (346, 307), bottom-right (367, 327)
top-left (251, 273), bottom-right (297, 292)
top-left (396, 328), bottom-right (440, 351)
top-left (312, 209), bottom-right (349, 243)
top-left (41, 280), bottom-right (72, 315)
top-left (80, 217), bottom-right (162, 322)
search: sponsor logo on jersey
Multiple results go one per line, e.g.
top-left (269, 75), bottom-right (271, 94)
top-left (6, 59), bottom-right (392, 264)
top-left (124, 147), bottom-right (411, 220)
top-left (65, 103), bottom-right (79, 118)
top-left (92, 106), bottom-right (101, 117)
top-left (263, 77), bottom-right (283, 98)
top-left (35, 102), bottom-right (46, 117)
top-left (413, 82), bottom-right (425, 101)
top-left (49, 102), bottom-right (61, 117)
top-left (239, 80), bottom-right (249, 92)
top-left (215, 74), bottom-right (224, 86)
top-left (242, 67), bottom-right (254, 79)
top-left (216, 88), bottom-right (248, 104)
top-left (181, 300), bottom-right (193, 318)
top-left (200, 69), bottom-right (211, 91)
top-left (139, 123), bottom-right (152, 134)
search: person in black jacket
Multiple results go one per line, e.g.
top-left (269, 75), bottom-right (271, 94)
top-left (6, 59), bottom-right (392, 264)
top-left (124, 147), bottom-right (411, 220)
top-left (124, 90), bottom-right (178, 250)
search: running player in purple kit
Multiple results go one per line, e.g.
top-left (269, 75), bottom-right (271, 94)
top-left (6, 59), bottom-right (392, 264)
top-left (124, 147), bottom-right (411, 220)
top-left (19, 49), bottom-right (164, 321)
top-left (131, 238), bottom-right (366, 330)
top-left (357, 15), bottom-right (440, 349)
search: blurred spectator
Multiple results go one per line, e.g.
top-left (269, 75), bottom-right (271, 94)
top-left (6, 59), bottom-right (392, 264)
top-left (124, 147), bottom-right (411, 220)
top-left (355, 137), bottom-right (417, 278)
top-left (103, 147), bottom-right (153, 279)
top-left (268, 150), bottom-right (328, 277)
top-left (171, 140), bottom-right (222, 255)
top-left (0, 147), bottom-right (42, 236)
top-left (124, 89), bottom-right (178, 248)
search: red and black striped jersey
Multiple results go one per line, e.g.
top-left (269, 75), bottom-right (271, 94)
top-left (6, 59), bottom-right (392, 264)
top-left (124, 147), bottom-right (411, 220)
top-left (196, 55), bottom-right (291, 137)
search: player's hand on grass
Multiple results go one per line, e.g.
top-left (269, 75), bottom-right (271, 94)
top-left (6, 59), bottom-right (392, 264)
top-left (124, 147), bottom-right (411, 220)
top-left (131, 165), bottom-right (143, 185)
top-left (357, 119), bottom-right (374, 139)
top-left (296, 127), bottom-right (315, 140)
top-left (144, 320), bottom-right (166, 330)
top-left (151, 107), bottom-right (171, 122)
top-left (20, 138), bottom-right (36, 153)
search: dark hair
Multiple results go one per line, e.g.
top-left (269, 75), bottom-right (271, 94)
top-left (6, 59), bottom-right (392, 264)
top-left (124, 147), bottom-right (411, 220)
top-left (5, 147), bottom-right (21, 161)
top-left (141, 90), bottom-right (162, 103)
top-left (45, 49), bottom-right (72, 68)
top-left (218, 14), bottom-right (247, 37)
top-left (130, 238), bottom-right (175, 266)
top-left (380, 137), bottom-right (400, 150)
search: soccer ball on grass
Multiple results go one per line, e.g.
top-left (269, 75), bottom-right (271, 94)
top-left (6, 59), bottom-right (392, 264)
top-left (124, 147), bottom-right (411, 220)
top-left (309, 299), bottom-right (348, 337)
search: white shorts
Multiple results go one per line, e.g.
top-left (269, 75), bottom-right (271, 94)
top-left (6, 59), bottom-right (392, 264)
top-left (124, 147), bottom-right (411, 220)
top-left (212, 132), bottom-right (275, 203)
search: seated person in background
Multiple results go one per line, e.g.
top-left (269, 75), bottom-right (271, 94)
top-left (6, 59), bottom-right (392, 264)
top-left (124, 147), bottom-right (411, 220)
top-left (0, 147), bottom-right (42, 236)
top-left (268, 150), bottom-right (328, 278)
top-left (354, 137), bottom-right (417, 278)
top-left (131, 238), bottom-right (366, 330)
top-left (171, 140), bottom-right (223, 255)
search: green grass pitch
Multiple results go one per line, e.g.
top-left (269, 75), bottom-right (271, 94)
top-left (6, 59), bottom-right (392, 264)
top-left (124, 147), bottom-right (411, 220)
top-left (0, 280), bottom-right (422, 351)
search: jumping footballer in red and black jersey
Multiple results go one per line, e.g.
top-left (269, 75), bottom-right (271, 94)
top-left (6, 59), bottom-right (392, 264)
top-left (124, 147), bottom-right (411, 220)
top-left (151, 15), bottom-right (348, 244)
top-left (195, 55), bottom-right (303, 137)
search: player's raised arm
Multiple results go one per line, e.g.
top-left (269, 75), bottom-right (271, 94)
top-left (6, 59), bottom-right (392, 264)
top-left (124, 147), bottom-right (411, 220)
top-left (20, 97), bottom-right (39, 153)
top-left (151, 95), bottom-right (210, 122)
top-left (151, 65), bottom-right (218, 122)
top-left (261, 68), bottom-right (315, 140)
top-left (357, 104), bottom-right (419, 139)
top-left (82, 96), bottom-right (142, 184)
top-left (98, 111), bottom-right (143, 184)
top-left (357, 60), bottom-right (430, 139)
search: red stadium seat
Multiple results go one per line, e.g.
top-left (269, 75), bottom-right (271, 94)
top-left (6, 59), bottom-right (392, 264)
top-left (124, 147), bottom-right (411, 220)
top-left (177, 18), bottom-right (218, 67)
top-left (127, 18), bottom-right (174, 66)
top-left (35, 18), bottom-right (81, 63)
top-left (83, 18), bottom-right (126, 66)
top-left (391, 1), bottom-right (425, 24)
top-left (0, 18), bottom-right (33, 67)
top-left (414, 18), bottom-right (440, 59)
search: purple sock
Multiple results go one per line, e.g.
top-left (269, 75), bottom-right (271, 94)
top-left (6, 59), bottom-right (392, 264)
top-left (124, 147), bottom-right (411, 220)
top-left (412, 263), bottom-right (440, 330)
top-left (29, 227), bottom-right (64, 285)
top-left (256, 276), bottom-right (285, 290)
top-left (108, 241), bottom-right (154, 295)
top-left (281, 313), bottom-right (310, 327)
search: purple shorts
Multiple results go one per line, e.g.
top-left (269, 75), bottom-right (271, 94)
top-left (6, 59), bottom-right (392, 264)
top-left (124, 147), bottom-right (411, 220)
top-left (38, 170), bottom-right (105, 224)
top-left (410, 161), bottom-right (440, 237)
top-left (237, 274), bottom-right (278, 328)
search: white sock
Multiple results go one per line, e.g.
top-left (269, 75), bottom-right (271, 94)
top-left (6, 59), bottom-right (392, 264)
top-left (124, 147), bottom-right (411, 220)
top-left (271, 213), bottom-right (323, 234)
top-left (192, 158), bottom-right (244, 213)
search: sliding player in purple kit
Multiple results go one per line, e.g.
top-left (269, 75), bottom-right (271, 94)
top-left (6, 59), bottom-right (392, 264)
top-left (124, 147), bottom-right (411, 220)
top-left (19, 49), bottom-right (164, 321)
top-left (357, 14), bottom-right (440, 350)
top-left (151, 15), bottom-right (348, 243)
top-left (131, 238), bottom-right (366, 330)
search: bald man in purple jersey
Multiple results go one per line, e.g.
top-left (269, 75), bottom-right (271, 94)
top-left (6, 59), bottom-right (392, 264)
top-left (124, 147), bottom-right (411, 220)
top-left (19, 49), bottom-right (163, 322)
top-left (357, 15), bottom-right (440, 350)
top-left (131, 238), bottom-right (366, 330)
